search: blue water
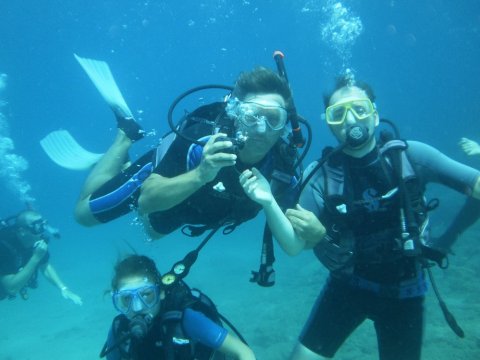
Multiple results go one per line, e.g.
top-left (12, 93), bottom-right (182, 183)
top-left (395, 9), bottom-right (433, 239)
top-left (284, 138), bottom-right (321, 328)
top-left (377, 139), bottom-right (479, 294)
top-left (1, 1), bottom-right (480, 359)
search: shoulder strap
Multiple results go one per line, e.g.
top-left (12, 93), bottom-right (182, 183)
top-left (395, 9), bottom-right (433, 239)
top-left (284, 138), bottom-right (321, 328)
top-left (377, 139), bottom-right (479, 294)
top-left (379, 139), bottom-right (416, 180)
top-left (322, 160), bottom-right (345, 199)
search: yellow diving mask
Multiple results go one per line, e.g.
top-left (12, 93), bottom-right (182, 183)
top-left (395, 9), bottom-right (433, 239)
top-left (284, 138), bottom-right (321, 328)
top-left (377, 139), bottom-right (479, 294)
top-left (325, 98), bottom-right (376, 125)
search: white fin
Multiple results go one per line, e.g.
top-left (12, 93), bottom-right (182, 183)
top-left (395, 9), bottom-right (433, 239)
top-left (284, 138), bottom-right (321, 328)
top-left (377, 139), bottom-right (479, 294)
top-left (40, 130), bottom-right (104, 170)
top-left (73, 53), bottom-right (133, 119)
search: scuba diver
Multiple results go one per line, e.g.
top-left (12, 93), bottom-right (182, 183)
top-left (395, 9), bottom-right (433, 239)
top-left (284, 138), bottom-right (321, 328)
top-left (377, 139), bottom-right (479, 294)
top-left (74, 65), bottom-right (298, 236)
top-left (0, 209), bottom-right (82, 304)
top-left (240, 75), bottom-right (480, 360)
top-left (101, 254), bottom-right (255, 360)
top-left (64, 53), bottom-right (309, 286)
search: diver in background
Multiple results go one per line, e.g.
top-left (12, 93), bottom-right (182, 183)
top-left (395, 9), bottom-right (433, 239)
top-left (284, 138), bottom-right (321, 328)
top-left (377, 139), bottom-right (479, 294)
top-left (102, 254), bottom-right (255, 360)
top-left (0, 210), bottom-right (83, 305)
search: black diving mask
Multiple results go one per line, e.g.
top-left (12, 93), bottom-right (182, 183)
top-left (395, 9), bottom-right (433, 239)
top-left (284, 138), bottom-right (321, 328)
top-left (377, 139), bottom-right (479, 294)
top-left (26, 218), bottom-right (48, 236)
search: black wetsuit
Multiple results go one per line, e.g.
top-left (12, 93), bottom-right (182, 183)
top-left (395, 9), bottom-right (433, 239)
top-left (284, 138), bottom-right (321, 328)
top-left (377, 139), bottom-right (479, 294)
top-left (148, 121), bottom-right (281, 234)
top-left (299, 141), bottom-right (480, 359)
top-left (0, 229), bottom-right (49, 300)
top-left (89, 103), bottom-right (297, 235)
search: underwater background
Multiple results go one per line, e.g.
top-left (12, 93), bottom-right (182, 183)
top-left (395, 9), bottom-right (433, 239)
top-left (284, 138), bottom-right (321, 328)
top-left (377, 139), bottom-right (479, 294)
top-left (1, 1), bottom-right (480, 359)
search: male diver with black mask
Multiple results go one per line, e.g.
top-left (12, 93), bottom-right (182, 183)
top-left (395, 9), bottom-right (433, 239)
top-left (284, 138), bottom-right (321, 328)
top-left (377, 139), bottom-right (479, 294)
top-left (240, 75), bottom-right (480, 360)
top-left (0, 210), bottom-right (82, 304)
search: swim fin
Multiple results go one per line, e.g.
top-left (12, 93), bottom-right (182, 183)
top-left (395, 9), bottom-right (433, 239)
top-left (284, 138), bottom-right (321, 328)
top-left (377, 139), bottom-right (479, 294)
top-left (73, 54), bottom-right (144, 141)
top-left (40, 130), bottom-right (103, 170)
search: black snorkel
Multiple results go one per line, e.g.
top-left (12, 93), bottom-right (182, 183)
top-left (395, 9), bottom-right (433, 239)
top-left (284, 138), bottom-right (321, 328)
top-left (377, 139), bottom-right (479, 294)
top-left (273, 51), bottom-right (312, 169)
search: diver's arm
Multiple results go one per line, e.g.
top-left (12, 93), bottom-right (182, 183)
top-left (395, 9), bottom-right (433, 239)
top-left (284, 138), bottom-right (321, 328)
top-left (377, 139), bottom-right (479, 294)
top-left (218, 334), bottom-right (256, 360)
top-left (0, 242), bottom-right (47, 295)
top-left (408, 142), bottom-right (480, 251)
top-left (138, 171), bottom-right (207, 213)
top-left (240, 168), bottom-right (307, 256)
top-left (262, 197), bottom-right (308, 256)
top-left (41, 264), bottom-right (83, 305)
top-left (138, 134), bottom-right (236, 214)
top-left (182, 308), bottom-right (256, 360)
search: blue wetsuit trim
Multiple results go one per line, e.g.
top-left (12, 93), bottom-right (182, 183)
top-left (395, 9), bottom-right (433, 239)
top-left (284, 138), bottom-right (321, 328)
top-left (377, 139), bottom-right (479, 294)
top-left (182, 308), bottom-right (227, 349)
top-left (90, 162), bottom-right (154, 215)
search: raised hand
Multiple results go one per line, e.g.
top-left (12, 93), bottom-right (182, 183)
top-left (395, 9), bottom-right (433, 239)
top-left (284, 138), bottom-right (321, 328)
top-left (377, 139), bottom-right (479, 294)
top-left (32, 240), bottom-right (48, 262)
top-left (239, 168), bottom-right (273, 207)
top-left (197, 133), bottom-right (237, 183)
top-left (459, 137), bottom-right (480, 156)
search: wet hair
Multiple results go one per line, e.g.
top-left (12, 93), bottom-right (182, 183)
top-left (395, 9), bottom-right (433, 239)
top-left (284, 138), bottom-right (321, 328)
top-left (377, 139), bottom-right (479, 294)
top-left (231, 67), bottom-right (292, 106)
top-left (323, 75), bottom-right (376, 109)
top-left (111, 255), bottom-right (162, 291)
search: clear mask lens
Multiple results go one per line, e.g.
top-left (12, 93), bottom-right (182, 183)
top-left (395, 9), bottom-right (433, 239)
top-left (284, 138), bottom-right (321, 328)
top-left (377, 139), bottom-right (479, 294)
top-left (226, 98), bottom-right (287, 131)
top-left (112, 285), bottom-right (160, 314)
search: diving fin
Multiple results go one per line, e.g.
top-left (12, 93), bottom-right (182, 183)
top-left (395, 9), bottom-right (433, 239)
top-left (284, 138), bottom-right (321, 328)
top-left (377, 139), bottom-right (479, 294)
top-left (73, 54), bottom-right (133, 118)
top-left (40, 130), bottom-right (103, 170)
top-left (73, 54), bottom-right (144, 141)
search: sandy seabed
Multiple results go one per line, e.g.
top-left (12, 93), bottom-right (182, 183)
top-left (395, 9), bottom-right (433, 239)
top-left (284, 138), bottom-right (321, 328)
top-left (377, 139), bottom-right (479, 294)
top-left (1, 216), bottom-right (479, 360)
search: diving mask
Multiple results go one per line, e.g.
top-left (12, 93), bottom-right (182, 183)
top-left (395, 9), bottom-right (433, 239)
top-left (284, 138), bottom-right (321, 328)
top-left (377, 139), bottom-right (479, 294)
top-left (25, 218), bottom-right (60, 240)
top-left (226, 97), bottom-right (288, 131)
top-left (112, 284), bottom-right (161, 315)
top-left (26, 218), bottom-right (48, 236)
top-left (325, 98), bottom-right (376, 125)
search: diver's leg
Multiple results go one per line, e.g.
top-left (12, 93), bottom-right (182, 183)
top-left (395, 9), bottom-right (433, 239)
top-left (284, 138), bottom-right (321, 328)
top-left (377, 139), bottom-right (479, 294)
top-left (75, 130), bottom-right (132, 226)
top-left (374, 296), bottom-right (424, 360)
top-left (290, 276), bottom-right (366, 360)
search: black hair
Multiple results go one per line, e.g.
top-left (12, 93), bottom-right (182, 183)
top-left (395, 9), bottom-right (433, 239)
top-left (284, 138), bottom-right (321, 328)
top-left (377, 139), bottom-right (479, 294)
top-left (231, 66), bottom-right (292, 107)
top-left (323, 75), bottom-right (376, 109)
top-left (111, 255), bottom-right (162, 291)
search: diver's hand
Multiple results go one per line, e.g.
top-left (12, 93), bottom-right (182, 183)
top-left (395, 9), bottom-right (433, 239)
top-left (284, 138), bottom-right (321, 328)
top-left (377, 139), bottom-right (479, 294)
top-left (239, 168), bottom-right (273, 207)
top-left (459, 137), bottom-right (480, 156)
top-left (61, 287), bottom-right (83, 306)
top-left (197, 133), bottom-right (237, 183)
top-left (286, 204), bottom-right (326, 248)
top-left (31, 240), bottom-right (48, 262)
